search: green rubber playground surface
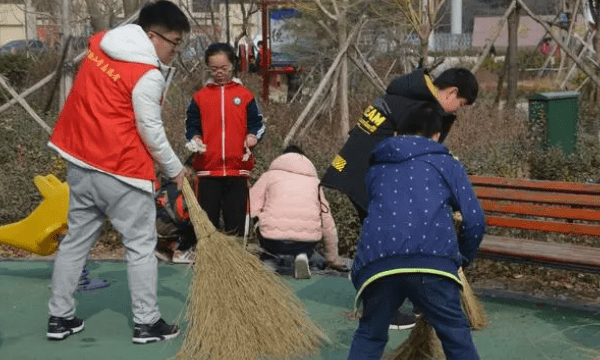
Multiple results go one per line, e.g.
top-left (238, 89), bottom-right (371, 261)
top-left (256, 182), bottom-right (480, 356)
top-left (2, 260), bottom-right (600, 360)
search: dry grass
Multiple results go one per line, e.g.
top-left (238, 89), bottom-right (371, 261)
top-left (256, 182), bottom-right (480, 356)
top-left (176, 179), bottom-right (327, 360)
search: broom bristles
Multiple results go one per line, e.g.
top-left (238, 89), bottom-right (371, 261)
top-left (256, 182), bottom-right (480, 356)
top-left (459, 268), bottom-right (488, 330)
top-left (453, 212), bottom-right (488, 330)
top-left (385, 317), bottom-right (444, 360)
top-left (176, 179), bottom-right (327, 360)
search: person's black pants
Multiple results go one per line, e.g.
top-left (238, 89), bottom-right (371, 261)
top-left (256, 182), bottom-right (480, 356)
top-left (197, 176), bottom-right (248, 237)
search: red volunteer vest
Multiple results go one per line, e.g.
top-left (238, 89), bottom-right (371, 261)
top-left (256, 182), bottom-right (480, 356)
top-left (50, 31), bottom-right (158, 181)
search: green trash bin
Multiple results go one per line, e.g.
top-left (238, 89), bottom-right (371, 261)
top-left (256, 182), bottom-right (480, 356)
top-left (528, 91), bottom-right (579, 155)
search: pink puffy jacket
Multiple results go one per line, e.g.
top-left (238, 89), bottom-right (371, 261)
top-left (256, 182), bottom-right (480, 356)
top-left (250, 153), bottom-right (339, 263)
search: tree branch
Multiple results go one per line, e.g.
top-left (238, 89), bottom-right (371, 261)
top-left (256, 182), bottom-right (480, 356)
top-left (315, 0), bottom-right (337, 21)
top-left (471, 0), bottom-right (517, 73)
top-left (283, 17), bottom-right (366, 148)
top-left (516, 0), bottom-right (600, 88)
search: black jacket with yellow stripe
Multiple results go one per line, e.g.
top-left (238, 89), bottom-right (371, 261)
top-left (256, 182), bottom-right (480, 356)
top-left (320, 68), bottom-right (456, 213)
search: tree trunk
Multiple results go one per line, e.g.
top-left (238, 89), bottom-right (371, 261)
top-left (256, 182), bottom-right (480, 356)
top-left (594, 26), bottom-right (600, 104)
top-left (24, 0), bottom-right (37, 42)
top-left (506, 2), bottom-right (520, 109)
top-left (86, 0), bottom-right (110, 32)
top-left (419, 39), bottom-right (429, 68)
top-left (122, 0), bottom-right (141, 19)
top-left (337, 1), bottom-right (349, 141)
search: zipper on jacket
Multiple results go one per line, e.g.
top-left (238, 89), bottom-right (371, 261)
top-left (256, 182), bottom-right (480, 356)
top-left (221, 86), bottom-right (226, 175)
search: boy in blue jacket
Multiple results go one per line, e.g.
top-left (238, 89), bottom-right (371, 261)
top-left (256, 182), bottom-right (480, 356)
top-left (348, 103), bottom-right (486, 360)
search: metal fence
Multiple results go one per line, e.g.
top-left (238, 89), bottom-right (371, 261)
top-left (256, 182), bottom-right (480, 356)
top-left (403, 33), bottom-right (473, 52)
top-left (358, 30), bottom-right (473, 54)
top-left (431, 33), bottom-right (472, 52)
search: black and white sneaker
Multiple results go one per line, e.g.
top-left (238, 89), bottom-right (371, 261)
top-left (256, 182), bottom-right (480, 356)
top-left (389, 310), bottom-right (418, 330)
top-left (47, 316), bottom-right (84, 340)
top-left (132, 318), bottom-right (180, 344)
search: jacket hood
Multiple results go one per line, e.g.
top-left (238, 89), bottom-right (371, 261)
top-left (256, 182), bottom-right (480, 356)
top-left (100, 24), bottom-right (162, 67)
top-left (269, 153), bottom-right (318, 177)
top-left (371, 135), bottom-right (450, 165)
top-left (385, 68), bottom-right (436, 103)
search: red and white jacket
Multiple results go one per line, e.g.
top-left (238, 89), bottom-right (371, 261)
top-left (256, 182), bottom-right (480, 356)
top-left (185, 79), bottom-right (265, 177)
top-left (49, 25), bottom-right (183, 192)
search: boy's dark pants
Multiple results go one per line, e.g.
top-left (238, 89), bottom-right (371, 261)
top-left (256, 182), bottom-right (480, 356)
top-left (348, 273), bottom-right (479, 360)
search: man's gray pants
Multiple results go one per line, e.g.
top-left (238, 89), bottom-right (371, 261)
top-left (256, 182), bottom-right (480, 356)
top-left (48, 164), bottom-right (161, 325)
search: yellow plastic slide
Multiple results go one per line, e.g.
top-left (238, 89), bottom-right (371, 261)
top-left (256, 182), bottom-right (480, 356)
top-left (0, 174), bottom-right (69, 255)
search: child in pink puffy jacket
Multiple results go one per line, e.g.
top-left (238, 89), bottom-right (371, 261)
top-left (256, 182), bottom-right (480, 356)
top-left (250, 145), bottom-right (345, 278)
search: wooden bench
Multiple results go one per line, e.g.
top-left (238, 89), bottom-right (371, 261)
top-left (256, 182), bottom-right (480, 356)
top-left (469, 175), bottom-right (600, 274)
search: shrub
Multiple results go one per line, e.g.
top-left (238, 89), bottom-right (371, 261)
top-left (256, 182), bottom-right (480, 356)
top-left (517, 49), bottom-right (549, 70)
top-left (481, 56), bottom-right (502, 72)
top-left (0, 53), bottom-right (36, 92)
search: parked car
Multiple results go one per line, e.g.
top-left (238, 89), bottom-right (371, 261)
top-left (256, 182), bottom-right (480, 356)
top-left (0, 39), bottom-right (48, 55)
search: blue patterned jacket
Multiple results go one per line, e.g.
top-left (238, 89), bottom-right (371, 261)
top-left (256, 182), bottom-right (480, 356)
top-left (351, 136), bottom-right (486, 299)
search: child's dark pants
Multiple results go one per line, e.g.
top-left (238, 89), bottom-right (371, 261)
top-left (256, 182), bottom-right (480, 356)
top-left (348, 273), bottom-right (479, 360)
top-left (257, 229), bottom-right (317, 258)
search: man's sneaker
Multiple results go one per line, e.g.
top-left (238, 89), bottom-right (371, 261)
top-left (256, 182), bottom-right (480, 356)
top-left (132, 318), bottom-right (180, 344)
top-left (294, 253), bottom-right (311, 279)
top-left (47, 316), bottom-right (84, 340)
top-left (172, 248), bottom-right (194, 264)
top-left (389, 310), bottom-right (418, 330)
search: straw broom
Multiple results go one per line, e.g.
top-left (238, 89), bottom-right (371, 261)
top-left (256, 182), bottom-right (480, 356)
top-left (453, 211), bottom-right (489, 330)
top-left (458, 267), bottom-right (488, 330)
top-left (384, 317), bottom-right (444, 360)
top-left (384, 268), bottom-right (486, 360)
top-left (175, 178), bottom-right (327, 360)
top-left (384, 212), bottom-right (487, 360)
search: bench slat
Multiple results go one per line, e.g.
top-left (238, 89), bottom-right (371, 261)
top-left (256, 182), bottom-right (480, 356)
top-left (480, 200), bottom-right (600, 222)
top-left (486, 216), bottom-right (600, 236)
top-left (479, 235), bottom-right (600, 269)
top-left (470, 175), bottom-right (600, 195)
top-left (474, 187), bottom-right (600, 208)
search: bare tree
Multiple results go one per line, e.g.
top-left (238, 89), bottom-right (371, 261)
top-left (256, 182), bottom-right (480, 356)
top-left (291, 0), bottom-right (372, 142)
top-left (179, 0), bottom-right (222, 43)
top-left (506, 1), bottom-right (520, 109)
top-left (85, 0), bottom-right (113, 32)
top-left (232, 0), bottom-right (260, 47)
top-left (122, 0), bottom-right (142, 19)
top-left (373, 0), bottom-right (449, 67)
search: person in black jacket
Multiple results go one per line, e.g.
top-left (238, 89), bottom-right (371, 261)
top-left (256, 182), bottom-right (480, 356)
top-left (320, 67), bottom-right (478, 329)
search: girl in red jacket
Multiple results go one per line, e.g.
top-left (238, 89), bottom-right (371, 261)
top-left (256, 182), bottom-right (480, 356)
top-left (184, 43), bottom-right (265, 262)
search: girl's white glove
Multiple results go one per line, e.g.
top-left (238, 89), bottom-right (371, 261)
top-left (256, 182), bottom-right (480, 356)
top-left (185, 136), bottom-right (207, 153)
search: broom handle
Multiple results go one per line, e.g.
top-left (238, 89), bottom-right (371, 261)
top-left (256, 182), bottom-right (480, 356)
top-left (182, 178), bottom-right (216, 239)
top-left (243, 178), bottom-right (250, 248)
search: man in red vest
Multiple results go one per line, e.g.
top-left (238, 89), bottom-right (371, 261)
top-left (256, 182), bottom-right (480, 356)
top-left (46, 1), bottom-right (191, 344)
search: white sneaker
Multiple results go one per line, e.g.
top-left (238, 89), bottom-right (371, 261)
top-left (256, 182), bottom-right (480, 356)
top-left (172, 248), bottom-right (195, 264)
top-left (294, 253), bottom-right (311, 279)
